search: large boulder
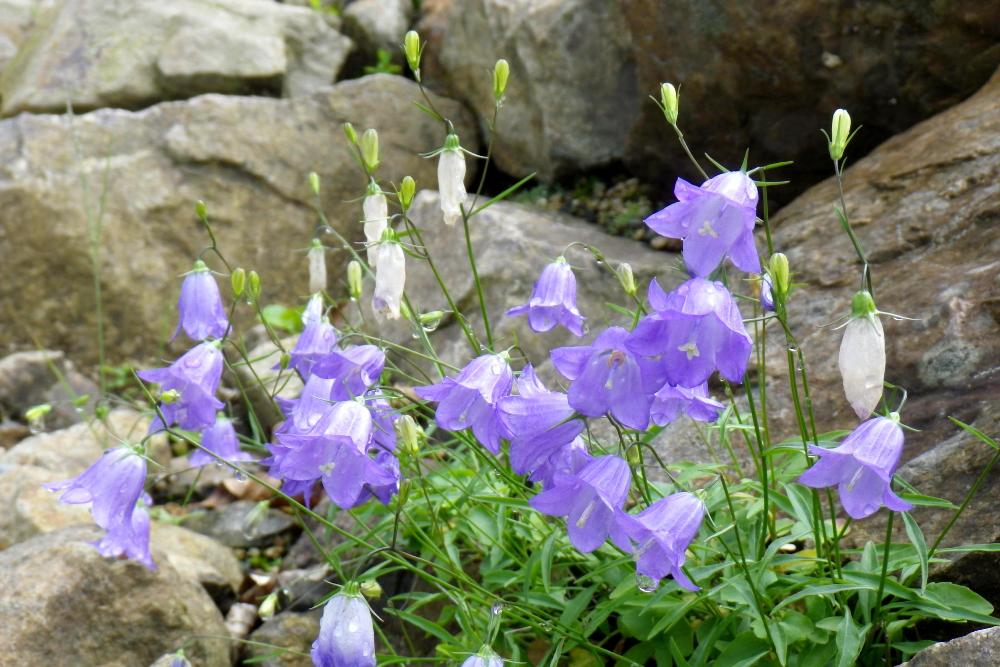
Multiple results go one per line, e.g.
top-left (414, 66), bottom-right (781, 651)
top-left (0, 526), bottom-right (231, 666)
top-left (0, 350), bottom-right (98, 429)
top-left (901, 626), bottom-right (1000, 667)
top-left (0, 74), bottom-right (476, 366)
top-left (0, 0), bottom-right (353, 116)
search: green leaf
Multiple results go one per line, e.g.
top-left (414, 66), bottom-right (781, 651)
top-left (834, 610), bottom-right (867, 667)
top-left (902, 512), bottom-right (929, 592)
top-left (559, 587), bottom-right (595, 628)
top-left (922, 582), bottom-right (994, 616)
top-left (540, 530), bottom-right (558, 594)
top-left (260, 304), bottom-right (304, 334)
top-left (714, 632), bottom-right (770, 667)
top-left (469, 172), bottom-right (536, 217)
top-left (948, 416), bottom-right (1000, 450)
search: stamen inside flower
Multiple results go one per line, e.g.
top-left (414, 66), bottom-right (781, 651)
top-left (575, 500), bottom-right (596, 527)
top-left (320, 463), bottom-right (336, 475)
top-left (845, 465), bottom-right (864, 491)
top-left (678, 342), bottom-right (700, 359)
top-left (698, 220), bottom-right (718, 238)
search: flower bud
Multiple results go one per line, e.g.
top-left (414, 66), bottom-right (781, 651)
top-left (396, 414), bottom-right (421, 457)
top-left (347, 260), bottom-right (363, 300)
top-left (839, 290), bottom-right (885, 419)
top-left (829, 108), bottom-right (851, 161)
top-left (396, 479), bottom-right (411, 507)
top-left (279, 352), bottom-right (291, 370)
top-left (308, 239), bottom-right (327, 294)
top-left (617, 262), bottom-right (636, 297)
top-left (660, 82), bottom-right (679, 125)
top-left (768, 252), bottom-right (789, 296)
top-left (417, 310), bottom-right (445, 331)
top-left (626, 444), bottom-right (642, 466)
top-left (25, 403), bottom-right (52, 424)
top-left (248, 270), bottom-right (261, 301)
top-left (399, 175), bottom-right (416, 211)
top-left (195, 200), bottom-right (208, 222)
top-left (258, 592), bottom-right (278, 619)
top-left (308, 171), bottom-right (320, 196)
top-left (403, 30), bottom-right (421, 74)
top-left (230, 267), bottom-right (246, 297)
top-left (342, 122), bottom-right (358, 145)
top-left (493, 59), bottom-right (510, 100)
top-left (360, 128), bottom-right (380, 173)
top-left (359, 579), bottom-right (383, 600)
top-left (160, 389), bottom-right (181, 404)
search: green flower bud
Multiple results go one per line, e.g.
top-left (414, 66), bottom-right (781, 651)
top-left (308, 171), bottom-right (320, 196)
top-left (417, 310), bottom-right (445, 330)
top-left (443, 133), bottom-right (461, 151)
top-left (360, 129), bottom-right (380, 173)
top-left (400, 300), bottom-right (412, 321)
top-left (258, 592), bottom-right (278, 619)
top-left (248, 270), bottom-right (261, 301)
top-left (231, 267), bottom-right (246, 297)
top-left (160, 389), bottom-right (181, 404)
top-left (279, 352), bottom-right (291, 370)
top-left (195, 200), bottom-right (208, 222)
top-left (95, 404), bottom-right (110, 421)
top-left (399, 175), bottom-right (416, 211)
top-left (850, 290), bottom-right (877, 318)
top-left (493, 59), bottom-right (510, 100)
top-left (360, 579), bottom-right (383, 600)
top-left (396, 479), bottom-right (411, 507)
top-left (343, 122), bottom-right (358, 145)
top-left (397, 414), bottom-right (421, 456)
top-left (403, 30), bottom-right (421, 74)
top-left (829, 108), bottom-right (851, 161)
top-left (617, 262), bottom-right (636, 297)
top-left (24, 403), bottom-right (52, 423)
top-left (347, 260), bottom-right (363, 300)
top-left (72, 394), bottom-right (90, 408)
top-left (768, 253), bottom-right (789, 296)
top-left (660, 82), bottom-right (679, 125)
top-left (626, 445), bottom-right (642, 466)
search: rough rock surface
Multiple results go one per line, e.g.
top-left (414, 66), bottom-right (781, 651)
top-left (900, 626), bottom-right (1000, 666)
top-left (0, 526), bottom-right (230, 666)
top-left (0, 0), bottom-right (50, 74)
top-left (0, 74), bottom-right (476, 365)
top-left (343, 0), bottom-right (413, 58)
top-left (0, 0), bottom-right (352, 115)
top-left (184, 500), bottom-right (297, 548)
top-left (0, 350), bottom-right (98, 428)
top-left (0, 463), bottom-right (88, 549)
top-left (151, 522), bottom-right (245, 601)
top-left (245, 611), bottom-right (321, 667)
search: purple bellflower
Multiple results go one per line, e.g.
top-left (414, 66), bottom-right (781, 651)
top-left (45, 446), bottom-right (155, 569)
top-left (528, 436), bottom-right (593, 490)
top-left (627, 278), bottom-right (752, 388)
top-left (760, 274), bottom-right (775, 312)
top-left (174, 260), bottom-right (229, 341)
top-left (650, 382), bottom-right (724, 426)
top-left (190, 415), bottom-right (254, 468)
top-left (414, 354), bottom-right (513, 454)
top-left (620, 492), bottom-right (704, 591)
top-left (798, 415), bottom-right (913, 520)
top-left (312, 588), bottom-right (376, 667)
top-left (311, 345), bottom-right (386, 400)
top-left (138, 342), bottom-right (225, 433)
top-left (644, 171), bottom-right (760, 277)
top-left (284, 294), bottom-right (338, 380)
top-left (365, 391), bottom-right (398, 453)
top-left (551, 327), bottom-right (660, 430)
top-left (506, 257), bottom-right (585, 336)
top-left (530, 455), bottom-right (632, 553)
top-left (461, 649), bottom-right (503, 667)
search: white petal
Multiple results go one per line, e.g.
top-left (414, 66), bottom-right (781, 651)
top-left (437, 149), bottom-right (467, 226)
top-left (373, 242), bottom-right (405, 319)
top-left (363, 193), bottom-right (389, 266)
top-left (838, 315), bottom-right (885, 419)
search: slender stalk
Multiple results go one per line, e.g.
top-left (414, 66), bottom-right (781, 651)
top-left (873, 512), bottom-right (895, 636)
top-left (461, 210), bottom-right (494, 349)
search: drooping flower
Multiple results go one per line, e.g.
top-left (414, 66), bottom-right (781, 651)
top-left (530, 455), bottom-right (632, 553)
top-left (551, 327), bottom-right (659, 430)
top-left (311, 345), bottom-right (386, 400)
top-left (649, 382), bottom-right (724, 426)
top-left (797, 415), bottom-right (913, 520)
top-left (838, 290), bottom-right (885, 419)
top-left (505, 257), bottom-right (585, 336)
top-left (415, 354), bottom-right (513, 454)
top-left (759, 274), bottom-right (775, 312)
top-left (438, 133), bottom-right (467, 226)
top-left (365, 391), bottom-right (398, 453)
top-left (644, 171), bottom-right (760, 277)
top-left (190, 415), bottom-right (254, 468)
top-left (174, 260), bottom-right (228, 341)
top-left (311, 587), bottom-right (376, 667)
top-left (44, 446), bottom-right (154, 569)
top-left (308, 239), bottom-right (328, 294)
top-left (372, 239), bottom-right (405, 320)
top-left (627, 278), bottom-right (752, 388)
top-left (619, 492), bottom-right (704, 591)
top-left (285, 293), bottom-right (339, 380)
top-left (461, 648), bottom-right (503, 667)
top-left (362, 184), bottom-right (389, 267)
top-left (528, 436), bottom-right (593, 490)
top-left (138, 342), bottom-right (224, 432)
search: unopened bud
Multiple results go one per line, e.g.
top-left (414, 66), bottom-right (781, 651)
top-left (308, 239), bottom-right (327, 294)
top-left (160, 389), bottom-right (181, 404)
top-left (25, 403), bottom-right (52, 424)
top-left (829, 108), bottom-right (851, 161)
top-left (230, 267), bottom-right (246, 297)
top-left (768, 253), bottom-right (789, 296)
top-left (617, 262), bottom-right (636, 296)
top-left (403, 30), bottom-right (421, 74)
top-left (397, 414), bottom-right (421, 456)
top-left (360, 579), bottom-right (383, 600)
top-left (626, 445), bottom-right (642, 466)
top-left (248, 270), bottom-right (261, 301)
top-left (308, 171), bottom-right (320, 196)
top-left (493, 59), bottom-right (510, 100)
top-left (347, 260), bottom-right (363, 300)
top-left (396, 479), bottom-right (411, 507)
top-left (279, 352), bottom-right (291, 370)
top-left (258, 592), bottom-right (278, 619)
top-left (72, 394), bottom-right (90, 408)
top-left (343, 122), bottom-right (358, 145)
top-left (417, 310), bottom-right (445, 330)
top-left (360, 129), bottom-right (380, 173)
top-left (400, 300), bottom-right (413, 321)
top-left (399, 175), bottom-right (416, 211)
top-left (660, 82), bottom-right (679, 125)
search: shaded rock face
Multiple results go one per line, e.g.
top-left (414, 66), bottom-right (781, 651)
top-left (0, 0), bottom-right (353, 116)
top-left (901, 626), bottom-right (1000, 667)
top-left (0, 526), bottom-right (230, 666)
top-left (246, 611), bottom-right (321, 667)
top-left (0, 350), bottom-right (97, 429)
top-left (343, 0), bottom-right (414, 59)
top-left (0, 74), bottom-right (476, 366)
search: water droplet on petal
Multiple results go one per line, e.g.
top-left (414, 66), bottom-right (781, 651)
top-left (636, 573), bottom-right (660, 593)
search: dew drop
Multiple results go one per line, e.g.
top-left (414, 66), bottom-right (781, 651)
top-left (636, 573), bottom-right (660, 593)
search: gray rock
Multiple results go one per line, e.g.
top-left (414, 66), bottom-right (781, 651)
top-left (900, 626), bottom-right (1000, 666)
top-left (0, 0), bottom-right (50, 74)
top-left (0, 463), bottom-right (90, 549)
top-left (0, 350), bottom-right (97, 429)
top-left (0, 0), bottom-right (353, 115)
top-left (151, 522), bottom-right (245, 601)
top-left (343, 0), bottom-right (413, 58)
top-left (0, 74), bottom-right (477, 366)
top-left (0, 418), bottom-right (29, 449)
top-left (246, 611), bottom-right (321, 667)
top-left (184, 500), bottom-right (297, 548)
top-left (0, 526), bottom-right (230, 666)
top-left (278, 563), bottom-right (334, 611)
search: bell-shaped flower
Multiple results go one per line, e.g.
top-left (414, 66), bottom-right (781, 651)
top-left (438, 134), bottom-right (467, 226)
top-left (505, 257), bottom-right (585, 336)
top-left (311, 587), bottom-right (376, 667)
top-left (759, 274), bottom-right (775, 312)
top-left (174, 260), bottom-right (229, 342)
top-left (644, 171), bottom-right (760, 277)
top-left (190, 415), bottom-right (254, 468)
top-left (308, 240), bottom-right (327, 294)
top-left (551, 327), bottom-right (659, 430)
top-left (311, 345), bottom-right (386, 400)
top-left (138, 342), bottom-right (224, 432)
top-left (415, 354), bottom-right (513, 454)
top-left (284, 293), bottom-right (339, 380)
top-left (528, 436), bottom-right (593, 490)
top-left (362, 185), bottom-right (389, 267)
top-left (650, 382), bottom-right (724, 426)
top-left (619, 492), bottom-right (704, 591)
top-left (372, 239), bottom-right (405, 320)
top-left (838, 290), bottom-right (885, 419)
top-left (798, 415), bottom-right (913, 520)
top-left (365, 390), bottom-right (398, 453)
top-left (530, 455), bottom-right (632, 553)
top-left (627, 278), bottom-right (752, 388)
top-left (461, 649), bottom-right (503, 667)
top-left (45, 446), bottom-right (154, 569)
